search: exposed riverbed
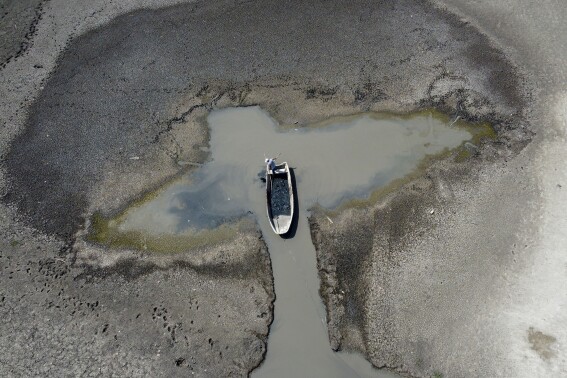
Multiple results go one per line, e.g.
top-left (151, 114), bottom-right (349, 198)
top-left (3, 0), bottom-right (563, 376)
top-left (90, 106), bottom-right (482, 376)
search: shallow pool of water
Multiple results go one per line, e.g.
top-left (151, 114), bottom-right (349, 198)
top-left (103, 106), bottom-right (475, 377)
top-left (118, 107), bottom-right (471, 235)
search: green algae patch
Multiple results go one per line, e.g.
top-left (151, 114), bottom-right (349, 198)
top-left (320, 155), bottom-right (437, 217)
top-left (87, 175), bottom-right (245, 253)
top-left (469, 121), bottom-right (497, 144)
top-left (88, 212), bottom-right (111, 244)
top-left (88, 212), bottom-right (242, 253)
top-left (453, 119), bottom-right (496, 162)
top-left (454, 148), bottom-right (472, 162)
top-left (316, 112), bottom-right (497, 215)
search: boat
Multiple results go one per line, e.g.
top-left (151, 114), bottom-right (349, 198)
top-left (266, 161), bottom-right (294, 235)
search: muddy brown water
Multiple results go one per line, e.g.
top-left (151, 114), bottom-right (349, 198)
top-left (113, 106), bottom-right (473, 376)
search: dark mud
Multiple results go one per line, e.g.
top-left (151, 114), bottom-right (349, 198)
top-left (0, 0), bottom-right (47, 69)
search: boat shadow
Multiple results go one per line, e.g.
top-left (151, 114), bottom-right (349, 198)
top-left (281, 167), bottom-right (299, 239)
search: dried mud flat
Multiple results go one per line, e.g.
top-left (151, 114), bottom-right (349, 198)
top-left (1, 0), bottom-right (565, 377)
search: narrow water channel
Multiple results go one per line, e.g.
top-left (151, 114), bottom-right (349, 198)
top-left (252, 201), bottom-right (399, 378)
top-left (112, 106), bottom-right (473, 377)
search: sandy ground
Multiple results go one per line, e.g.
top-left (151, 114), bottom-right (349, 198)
top-left (0, 0), bottom-right (565, 377)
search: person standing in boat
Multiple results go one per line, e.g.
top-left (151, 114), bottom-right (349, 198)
top-left (265, 158), bottom-right (276, 173)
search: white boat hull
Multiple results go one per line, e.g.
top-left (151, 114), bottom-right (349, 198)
top-left (266, 162), bottom-right (294, 235)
